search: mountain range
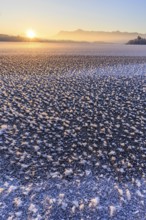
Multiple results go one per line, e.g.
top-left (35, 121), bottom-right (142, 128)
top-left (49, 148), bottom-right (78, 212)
top-left (54, 29), bottom-right (146, 43)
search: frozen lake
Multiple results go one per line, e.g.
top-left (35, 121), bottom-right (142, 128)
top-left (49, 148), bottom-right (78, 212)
top-left (0, 54), bottom-right (146, 219)
top-left (1, 42), bottom-right (146, 56)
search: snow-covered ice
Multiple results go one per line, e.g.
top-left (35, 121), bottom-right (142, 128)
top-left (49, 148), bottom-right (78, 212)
top-left (0, 54), bottom-right (146, 219)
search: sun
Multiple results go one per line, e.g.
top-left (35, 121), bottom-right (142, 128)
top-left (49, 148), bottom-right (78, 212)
top-left (26, 29), bottom-right (36, 39)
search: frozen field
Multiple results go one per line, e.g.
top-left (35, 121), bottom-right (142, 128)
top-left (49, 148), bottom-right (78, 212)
top-left (0, 50), bottom-right (146, 219)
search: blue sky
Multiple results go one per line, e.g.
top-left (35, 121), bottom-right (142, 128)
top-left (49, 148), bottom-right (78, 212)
top-left (0, 0), bottom-right (146, 37)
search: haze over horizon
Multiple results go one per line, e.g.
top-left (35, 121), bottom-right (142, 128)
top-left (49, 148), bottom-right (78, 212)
top-left (0, 0), bottom-right (146, 39)
top-left (1, 29), bottom-right (146, 43)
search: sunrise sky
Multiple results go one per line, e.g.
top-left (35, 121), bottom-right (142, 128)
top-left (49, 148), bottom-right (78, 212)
top-left (0, 0), bottom-right (146, 38)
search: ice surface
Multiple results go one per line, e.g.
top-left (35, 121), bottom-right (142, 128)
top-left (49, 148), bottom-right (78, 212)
top-left (1, 42), bottom-right (146, 56)
top-left (0, 55), bottom-right (146, 219)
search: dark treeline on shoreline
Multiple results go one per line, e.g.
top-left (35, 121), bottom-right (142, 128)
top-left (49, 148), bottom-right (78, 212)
top-left (127, 36), bottom-right (146, 45)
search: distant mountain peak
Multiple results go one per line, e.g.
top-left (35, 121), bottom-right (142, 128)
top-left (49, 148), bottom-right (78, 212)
top-left (75, 29), bottom-right (84, 32)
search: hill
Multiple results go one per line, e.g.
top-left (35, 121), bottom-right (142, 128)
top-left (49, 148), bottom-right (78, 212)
top-left (0, 34), bottom-right (37, 42)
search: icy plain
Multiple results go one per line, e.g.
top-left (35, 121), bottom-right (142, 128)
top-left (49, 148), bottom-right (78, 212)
top-left (0, 44), bottom-right (146, 219)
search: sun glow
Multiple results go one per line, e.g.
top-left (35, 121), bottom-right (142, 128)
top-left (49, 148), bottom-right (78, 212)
top-left (26, 29), bottom-right (36, 39)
